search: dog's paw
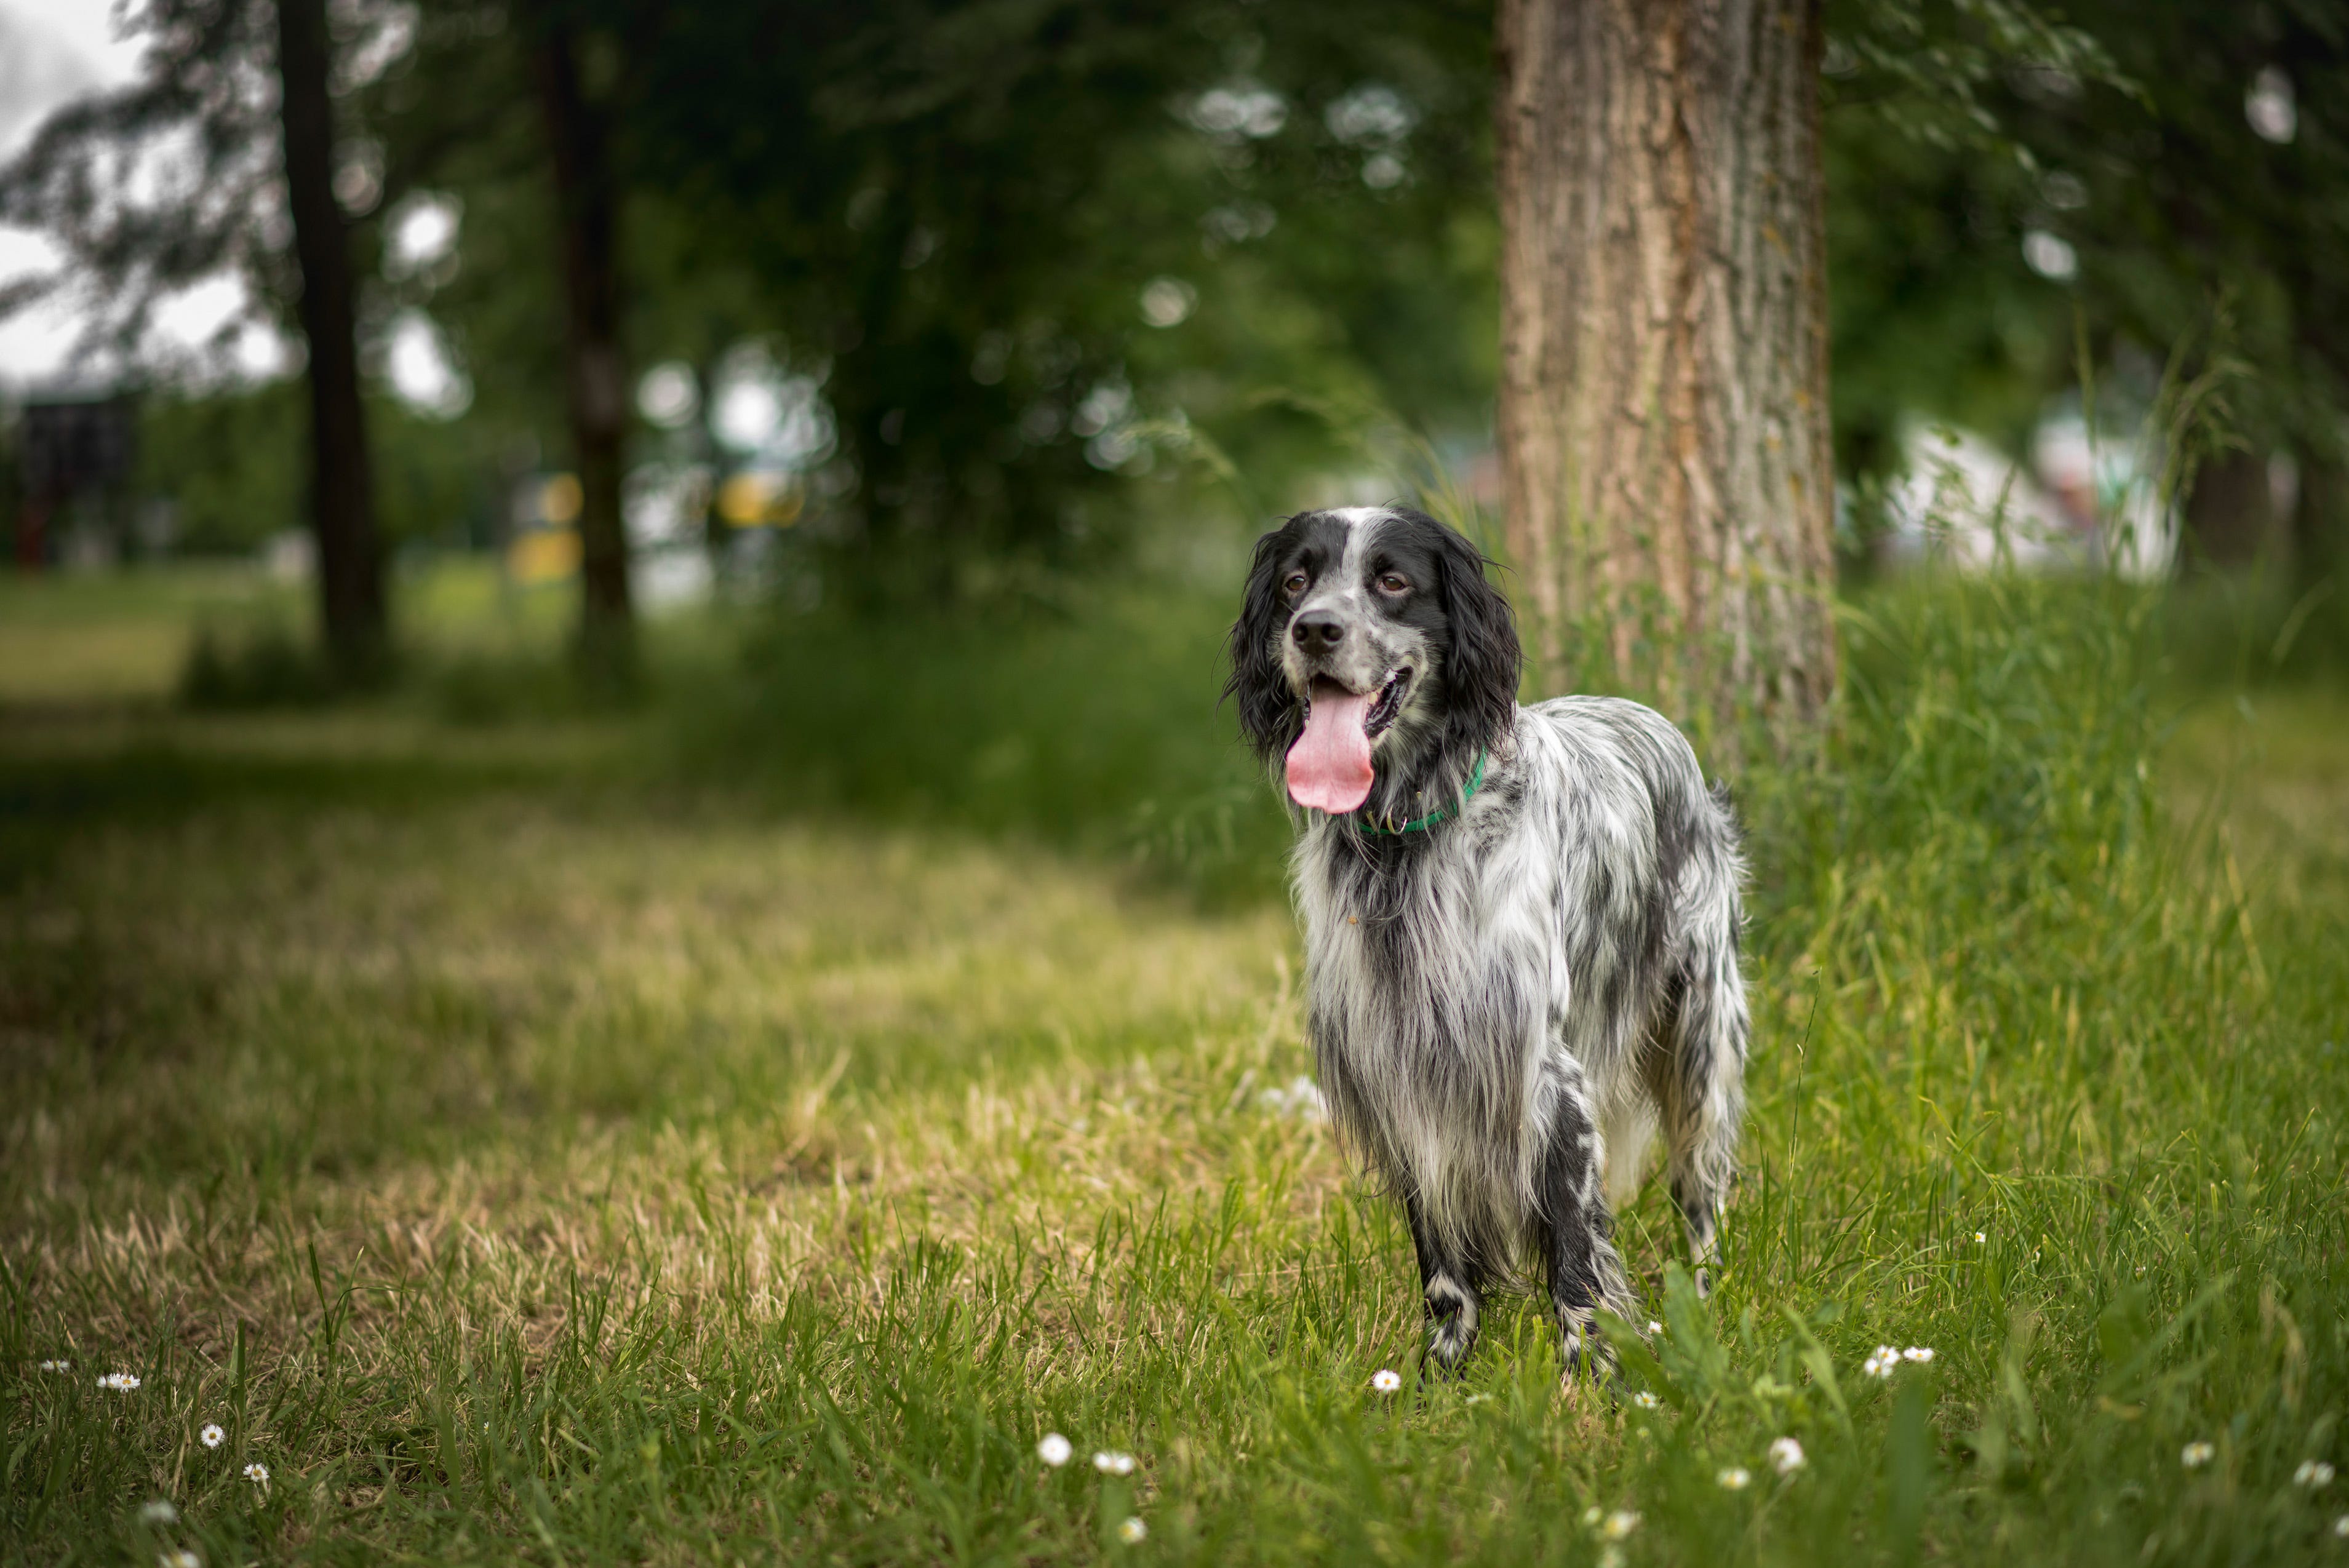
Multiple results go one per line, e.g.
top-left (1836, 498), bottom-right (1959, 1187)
top-left (1426, 1318), bottom-right (1477, 1374)
top-left (1557, 1313), bottom-right (1621, 1390)
top-left (1423, 1274), bottom-right (1480, 1371)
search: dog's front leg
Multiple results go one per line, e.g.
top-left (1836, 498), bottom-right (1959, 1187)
top-left (1534, 1069), bottom-right (1633, 1380)
top-left (1406, 1196), bottom-right (1485, 1376)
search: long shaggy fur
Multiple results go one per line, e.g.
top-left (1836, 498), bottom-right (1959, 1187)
top-left (1227, 506), bottom-right (1750, 1374)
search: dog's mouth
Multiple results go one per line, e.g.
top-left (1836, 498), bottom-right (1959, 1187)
top-left (1362, 667), bottom-right (1410, 739)
top-left (1285, 669), bottom-right (1410, 814)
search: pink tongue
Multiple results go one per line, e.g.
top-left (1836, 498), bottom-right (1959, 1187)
top-left (1285, 687), bottom-right (1376, 813)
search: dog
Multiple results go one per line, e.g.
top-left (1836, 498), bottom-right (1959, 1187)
top-left (1226, 505), bottom-right (1749, 1376)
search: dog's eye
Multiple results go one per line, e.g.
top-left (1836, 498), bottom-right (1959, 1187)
top-left (1377, 573), bottom-right (1411, 594)
top-left (1282, 571), bottom-right (1309, 595)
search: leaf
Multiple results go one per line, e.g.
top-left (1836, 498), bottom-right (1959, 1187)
top-left (1998, 1311), bottom-right (2040, 1450)
top-left (1886, 1379), bottom-right (1934, 1561)
top-left (1657, 1263), bottom-right (1732, 1398)
top-left (2100, 1274), bottom-right (2231, 1403)
top-left (1781, 1307), bottom-right (1854, 1438)
top-left (1591, 1310), bottom-right (1679, 1411)
top-left (2096, 1284), bottom-right (2151, 1376)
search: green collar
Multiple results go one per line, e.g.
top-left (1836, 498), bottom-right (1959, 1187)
top-left (1358, 751), bottom-right (1488, 835)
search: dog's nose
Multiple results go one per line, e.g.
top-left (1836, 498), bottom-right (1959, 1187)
top-left (1291, 611), bottom-right (1346, 651)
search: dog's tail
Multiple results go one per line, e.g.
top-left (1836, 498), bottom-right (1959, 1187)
top-left (1658, 782), bottom-right (1750, 1267)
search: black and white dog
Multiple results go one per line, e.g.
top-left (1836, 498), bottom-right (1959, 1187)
top-left (1227, 505), bottom-right (1749, 1376)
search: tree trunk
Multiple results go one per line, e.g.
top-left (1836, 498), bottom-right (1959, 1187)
top-left (2182, 447), bottom-right (2275, 570)
top-left (276, 0), bottom-right (386, 675)
top-left (533, 12), bottom-right (634, 675)
top-left (1494, 0), bottom-right (1837, 754)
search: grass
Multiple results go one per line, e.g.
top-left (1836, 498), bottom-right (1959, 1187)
top-left (2, 562), bottom-right (2346, 1566)
top-left (0, 564), bottom-right (297, 707)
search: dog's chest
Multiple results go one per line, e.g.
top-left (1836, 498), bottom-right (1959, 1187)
top-left (1296, 827), bottom-right (1556, 1067)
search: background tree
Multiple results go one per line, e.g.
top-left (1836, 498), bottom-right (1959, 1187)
top-left (277, 0), bottom-right (386, 671)
top-left (1494, 0), bottom-right (1837, 747)
top-left (528, 2), bottom-right (634, 672)
top-left (0, 0), bottom-right (401, 672)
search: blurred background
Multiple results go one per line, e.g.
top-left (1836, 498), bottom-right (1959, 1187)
top-left (0, 0), bottom-right (2342, 889)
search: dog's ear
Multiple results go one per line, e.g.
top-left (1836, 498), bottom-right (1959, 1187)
top-left (1225, 523), bottom-right (1302, 762)
top-left (1435, 525), bottom-right (1523, 750)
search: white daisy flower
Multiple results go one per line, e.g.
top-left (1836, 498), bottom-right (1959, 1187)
top-left (39, 1359), bottom-right (71, 1373)
top-left (138, 1499), bottom-right (180, 1525)
top-left (1647, 1321), bottom-right (1663, 1335)
top-left (1037, 1432), bottom-right (1072, 1467)
top-left (1769, 1436), bottom-right (1806, 1475)
top-left (200, 1424), bottom-right (226, 1449)
top-left (1118, 1517), bottom-right (1149, 1544)
top-left (1973, 1232), bottom-right (1986, 1244)
top-left (1371, 1369), bottom-right (1402, 1393)
top-left (1717, 1466), bottom-right (1751, 1490)
top-left (98, 1372), bottom-right (142, 1392)
top-left (242, 1462), bottom-right (269, 1485)
top-left (1093, 1450), bottom-right (1136, 1476)
top-left (2180, 1441), bottom-right (2214, 1469)
top-left (1601, 1508), bottom-right (1641, 1540)
top-left (1862, 1346), bottom-right (1899, 1380)
top-left (160, 1552), bottom-right (201, 1568)
top-left (2295, 1459), bottom-right (2336, 1489)
top-left (1902, 1347), bottom-right (1935, 1364)
top-left (1632, 1391), bottom-right (1661, 1410)
top-left (2333, 1514), bottom-right (2349, 1538)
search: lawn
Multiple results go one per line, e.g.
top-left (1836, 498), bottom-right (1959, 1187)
top-left (2, 565), bottom-right (2345, 1566)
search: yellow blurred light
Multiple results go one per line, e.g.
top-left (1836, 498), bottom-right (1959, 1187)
top-left (509, 527), bottom-right (580, 583)
top-left (540, 473), bottom-right (583, 525)
top-left (717, 472), bottom-right (804, 528)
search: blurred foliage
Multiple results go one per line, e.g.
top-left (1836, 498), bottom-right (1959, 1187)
top-left (8, 0), bottom-right (2347, 618)
top-left (1817, 0), bottom-right (2120, 484)
top-left (136, 385), bottom-right (504, 555)
top-left (1819, 0), bottom-right (2349, 571)
top-left (2020, 2), bottom-right (2349, 464)
top-left (178, 618), bottom-right (345, 707)
top-left (0, 0), bottom-right (300, 355)
top-left (2159, 571), bottom-right (2349, 691)
top-left (135, 385), bottom-right (303, 557)
top-left (687, 587), bottom-right (1291, 905)
top-left (357, 0), bottom-right (1499, 601)
top-left (348, 0), bottom-right (2349, 593)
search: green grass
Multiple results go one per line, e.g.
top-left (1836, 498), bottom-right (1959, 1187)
top-left (2, 565), bottom-right (2345, 1566)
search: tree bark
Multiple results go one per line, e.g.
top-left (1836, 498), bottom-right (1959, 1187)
top-left (533, 11), bottom-right (634, 672)
top-left (276, 0), bottom-right (386, 674)
top-left (1494, 0), bottom-right (1836, 752)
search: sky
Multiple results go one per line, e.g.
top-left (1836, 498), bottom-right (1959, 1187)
top-left (0, 0), bottom-right (291, 392)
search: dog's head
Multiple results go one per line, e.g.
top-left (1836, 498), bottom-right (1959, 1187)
top-left (1226, 506), bottom-right (1520, 816)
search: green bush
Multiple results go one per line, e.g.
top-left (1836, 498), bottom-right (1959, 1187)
top-left (177, 621), bottom-right (344, 709)
top-left (693, 592), bottom-right (1292, 903)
